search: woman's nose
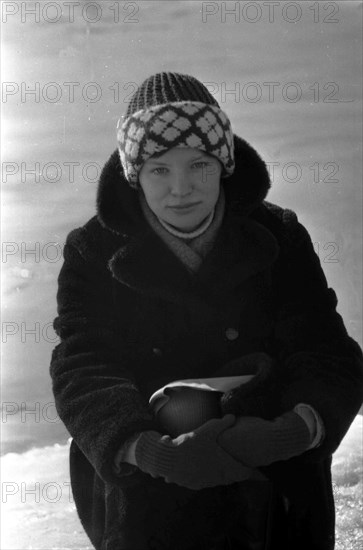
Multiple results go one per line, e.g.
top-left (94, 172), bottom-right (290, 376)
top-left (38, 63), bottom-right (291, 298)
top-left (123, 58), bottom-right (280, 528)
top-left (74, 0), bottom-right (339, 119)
top-left (170, 171), bottom-right (193, 196)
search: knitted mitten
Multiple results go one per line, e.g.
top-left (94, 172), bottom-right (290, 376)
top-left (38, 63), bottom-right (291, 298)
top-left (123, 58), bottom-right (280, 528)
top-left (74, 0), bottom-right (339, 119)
top-left (217, 411), bottom-right (312, 468)
top-left (134, 415), bottom-right (255, 490)
top-left (215, 352), bottom-right (280, 419)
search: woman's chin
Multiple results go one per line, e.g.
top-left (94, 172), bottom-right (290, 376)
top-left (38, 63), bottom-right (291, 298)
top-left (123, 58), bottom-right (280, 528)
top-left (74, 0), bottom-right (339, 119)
top-left (174, 223), bottom-right (199, 232)
top-left (165, 211), bottom-right (213, 232)
top-left (165, 216), bottom-right (201, 232)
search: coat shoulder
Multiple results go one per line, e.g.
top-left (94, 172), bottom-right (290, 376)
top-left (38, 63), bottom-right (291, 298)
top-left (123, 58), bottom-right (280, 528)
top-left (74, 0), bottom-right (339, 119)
top-left (66, 215), bottom-right (111, 249)
top-left (262, 200), bottom-right (298, 226)
top-left (65, 215), bottom-right (123, 266)
top-left (252, 201), bottom-right (311, 249)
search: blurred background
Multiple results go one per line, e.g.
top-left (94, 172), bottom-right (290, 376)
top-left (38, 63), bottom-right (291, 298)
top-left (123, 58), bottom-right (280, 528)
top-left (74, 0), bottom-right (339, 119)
top-left (1, 1), bottom-right (362, 548)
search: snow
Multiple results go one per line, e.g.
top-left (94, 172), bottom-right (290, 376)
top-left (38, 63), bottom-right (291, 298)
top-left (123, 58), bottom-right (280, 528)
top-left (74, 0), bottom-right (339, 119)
top-left (1, 416), bottom-right (361, 549)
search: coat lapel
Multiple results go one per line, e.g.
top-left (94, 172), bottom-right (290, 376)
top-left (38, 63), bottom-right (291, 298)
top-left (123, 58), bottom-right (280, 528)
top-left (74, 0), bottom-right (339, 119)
top-left (109, 226), bottom-right (194, 303)
top-left (109, 206), bottom-right (279, 304)
top-left (194, 210), bottom-right (279, 295)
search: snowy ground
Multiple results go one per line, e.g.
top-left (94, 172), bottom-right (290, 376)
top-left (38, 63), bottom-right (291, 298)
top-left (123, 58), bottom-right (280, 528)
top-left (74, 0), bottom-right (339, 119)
top-left (1, 414), bottom-right (362, 550)
top-left (332, 415), bottom-right (363, 550)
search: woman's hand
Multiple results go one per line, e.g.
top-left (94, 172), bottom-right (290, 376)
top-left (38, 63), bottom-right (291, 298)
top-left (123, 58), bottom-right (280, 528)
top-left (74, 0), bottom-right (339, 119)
top-left (135, 414), bottom-right (255, 490)
top-left (217, 412), bottom-right (312, 468)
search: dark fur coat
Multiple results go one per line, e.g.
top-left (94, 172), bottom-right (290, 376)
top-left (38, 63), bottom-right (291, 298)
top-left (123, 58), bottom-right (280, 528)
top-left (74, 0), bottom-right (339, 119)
top-left (50, 134), bottom-right (363, 550)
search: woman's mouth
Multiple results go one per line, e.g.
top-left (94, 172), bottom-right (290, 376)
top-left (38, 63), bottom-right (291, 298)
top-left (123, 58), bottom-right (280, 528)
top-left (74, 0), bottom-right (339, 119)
top-left (169, 202), bottom-right (201, 212)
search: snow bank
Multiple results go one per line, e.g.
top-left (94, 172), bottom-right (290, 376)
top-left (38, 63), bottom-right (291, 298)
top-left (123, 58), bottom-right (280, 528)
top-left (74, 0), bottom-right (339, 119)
top-left (1, 416), bottom-right (362, 549)
top-left (1, 440), bottom-right (91, 549)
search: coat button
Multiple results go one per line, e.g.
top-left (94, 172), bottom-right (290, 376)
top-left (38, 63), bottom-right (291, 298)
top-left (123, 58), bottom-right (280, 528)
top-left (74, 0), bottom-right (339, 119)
top-left (152, 347), bottom-right (163, 357)
top-left (225, 328), bottom-right (239, 341)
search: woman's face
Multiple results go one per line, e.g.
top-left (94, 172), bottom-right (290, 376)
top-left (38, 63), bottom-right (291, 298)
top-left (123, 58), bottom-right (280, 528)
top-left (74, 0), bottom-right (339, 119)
top-left (138, 147), bottom-right (222, 232)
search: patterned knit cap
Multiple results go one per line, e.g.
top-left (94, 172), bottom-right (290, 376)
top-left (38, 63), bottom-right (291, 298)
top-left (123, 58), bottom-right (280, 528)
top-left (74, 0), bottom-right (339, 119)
top-left (117, 72), bottom-right (235, 188)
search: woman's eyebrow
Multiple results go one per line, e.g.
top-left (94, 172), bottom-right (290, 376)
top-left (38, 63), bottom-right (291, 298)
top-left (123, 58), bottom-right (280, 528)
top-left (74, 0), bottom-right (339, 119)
top-left (147, 154), bottom-right (209, 167)
top-left (147, 159), bottom-right (170, 166)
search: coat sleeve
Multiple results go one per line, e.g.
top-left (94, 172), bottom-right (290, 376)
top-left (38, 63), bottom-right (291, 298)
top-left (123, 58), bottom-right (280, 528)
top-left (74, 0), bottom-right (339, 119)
top-left (270, 210), bottom-right (363, 462)
top-left (50, 227), bottom-right (158, 485)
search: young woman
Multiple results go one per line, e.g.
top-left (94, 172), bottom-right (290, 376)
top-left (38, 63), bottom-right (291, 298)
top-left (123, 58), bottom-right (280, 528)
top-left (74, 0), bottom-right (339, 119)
top-left (50, 72), bottom-right (363, 550)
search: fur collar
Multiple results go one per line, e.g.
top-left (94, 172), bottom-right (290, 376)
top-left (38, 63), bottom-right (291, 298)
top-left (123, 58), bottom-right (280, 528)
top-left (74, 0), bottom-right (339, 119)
top-left (95, 134), bottom-right (278, 302)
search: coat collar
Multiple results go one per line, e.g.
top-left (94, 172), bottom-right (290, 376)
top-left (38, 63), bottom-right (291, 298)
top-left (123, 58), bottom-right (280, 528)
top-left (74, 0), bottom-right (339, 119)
top-left (96, 134), bottom-right (279, 302)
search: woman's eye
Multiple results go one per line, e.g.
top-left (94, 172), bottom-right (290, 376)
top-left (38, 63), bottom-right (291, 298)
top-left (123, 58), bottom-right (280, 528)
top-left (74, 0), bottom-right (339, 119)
top-left (152, 167), bottom-right (168, 175)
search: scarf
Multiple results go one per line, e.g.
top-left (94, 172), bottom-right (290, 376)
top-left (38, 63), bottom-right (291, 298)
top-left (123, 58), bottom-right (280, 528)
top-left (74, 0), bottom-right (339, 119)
top-left (138, 187), bottom-right (226, 273)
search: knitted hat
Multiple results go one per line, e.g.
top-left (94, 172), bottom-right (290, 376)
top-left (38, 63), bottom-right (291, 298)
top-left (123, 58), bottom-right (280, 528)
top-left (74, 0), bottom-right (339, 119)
top-left (117, 72), bottom-right (235, 188)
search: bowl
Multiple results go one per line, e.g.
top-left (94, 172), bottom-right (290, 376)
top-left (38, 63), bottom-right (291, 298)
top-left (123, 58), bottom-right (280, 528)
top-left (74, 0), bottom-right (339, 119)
top-left (155, 387), bottom-right (222, 437)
